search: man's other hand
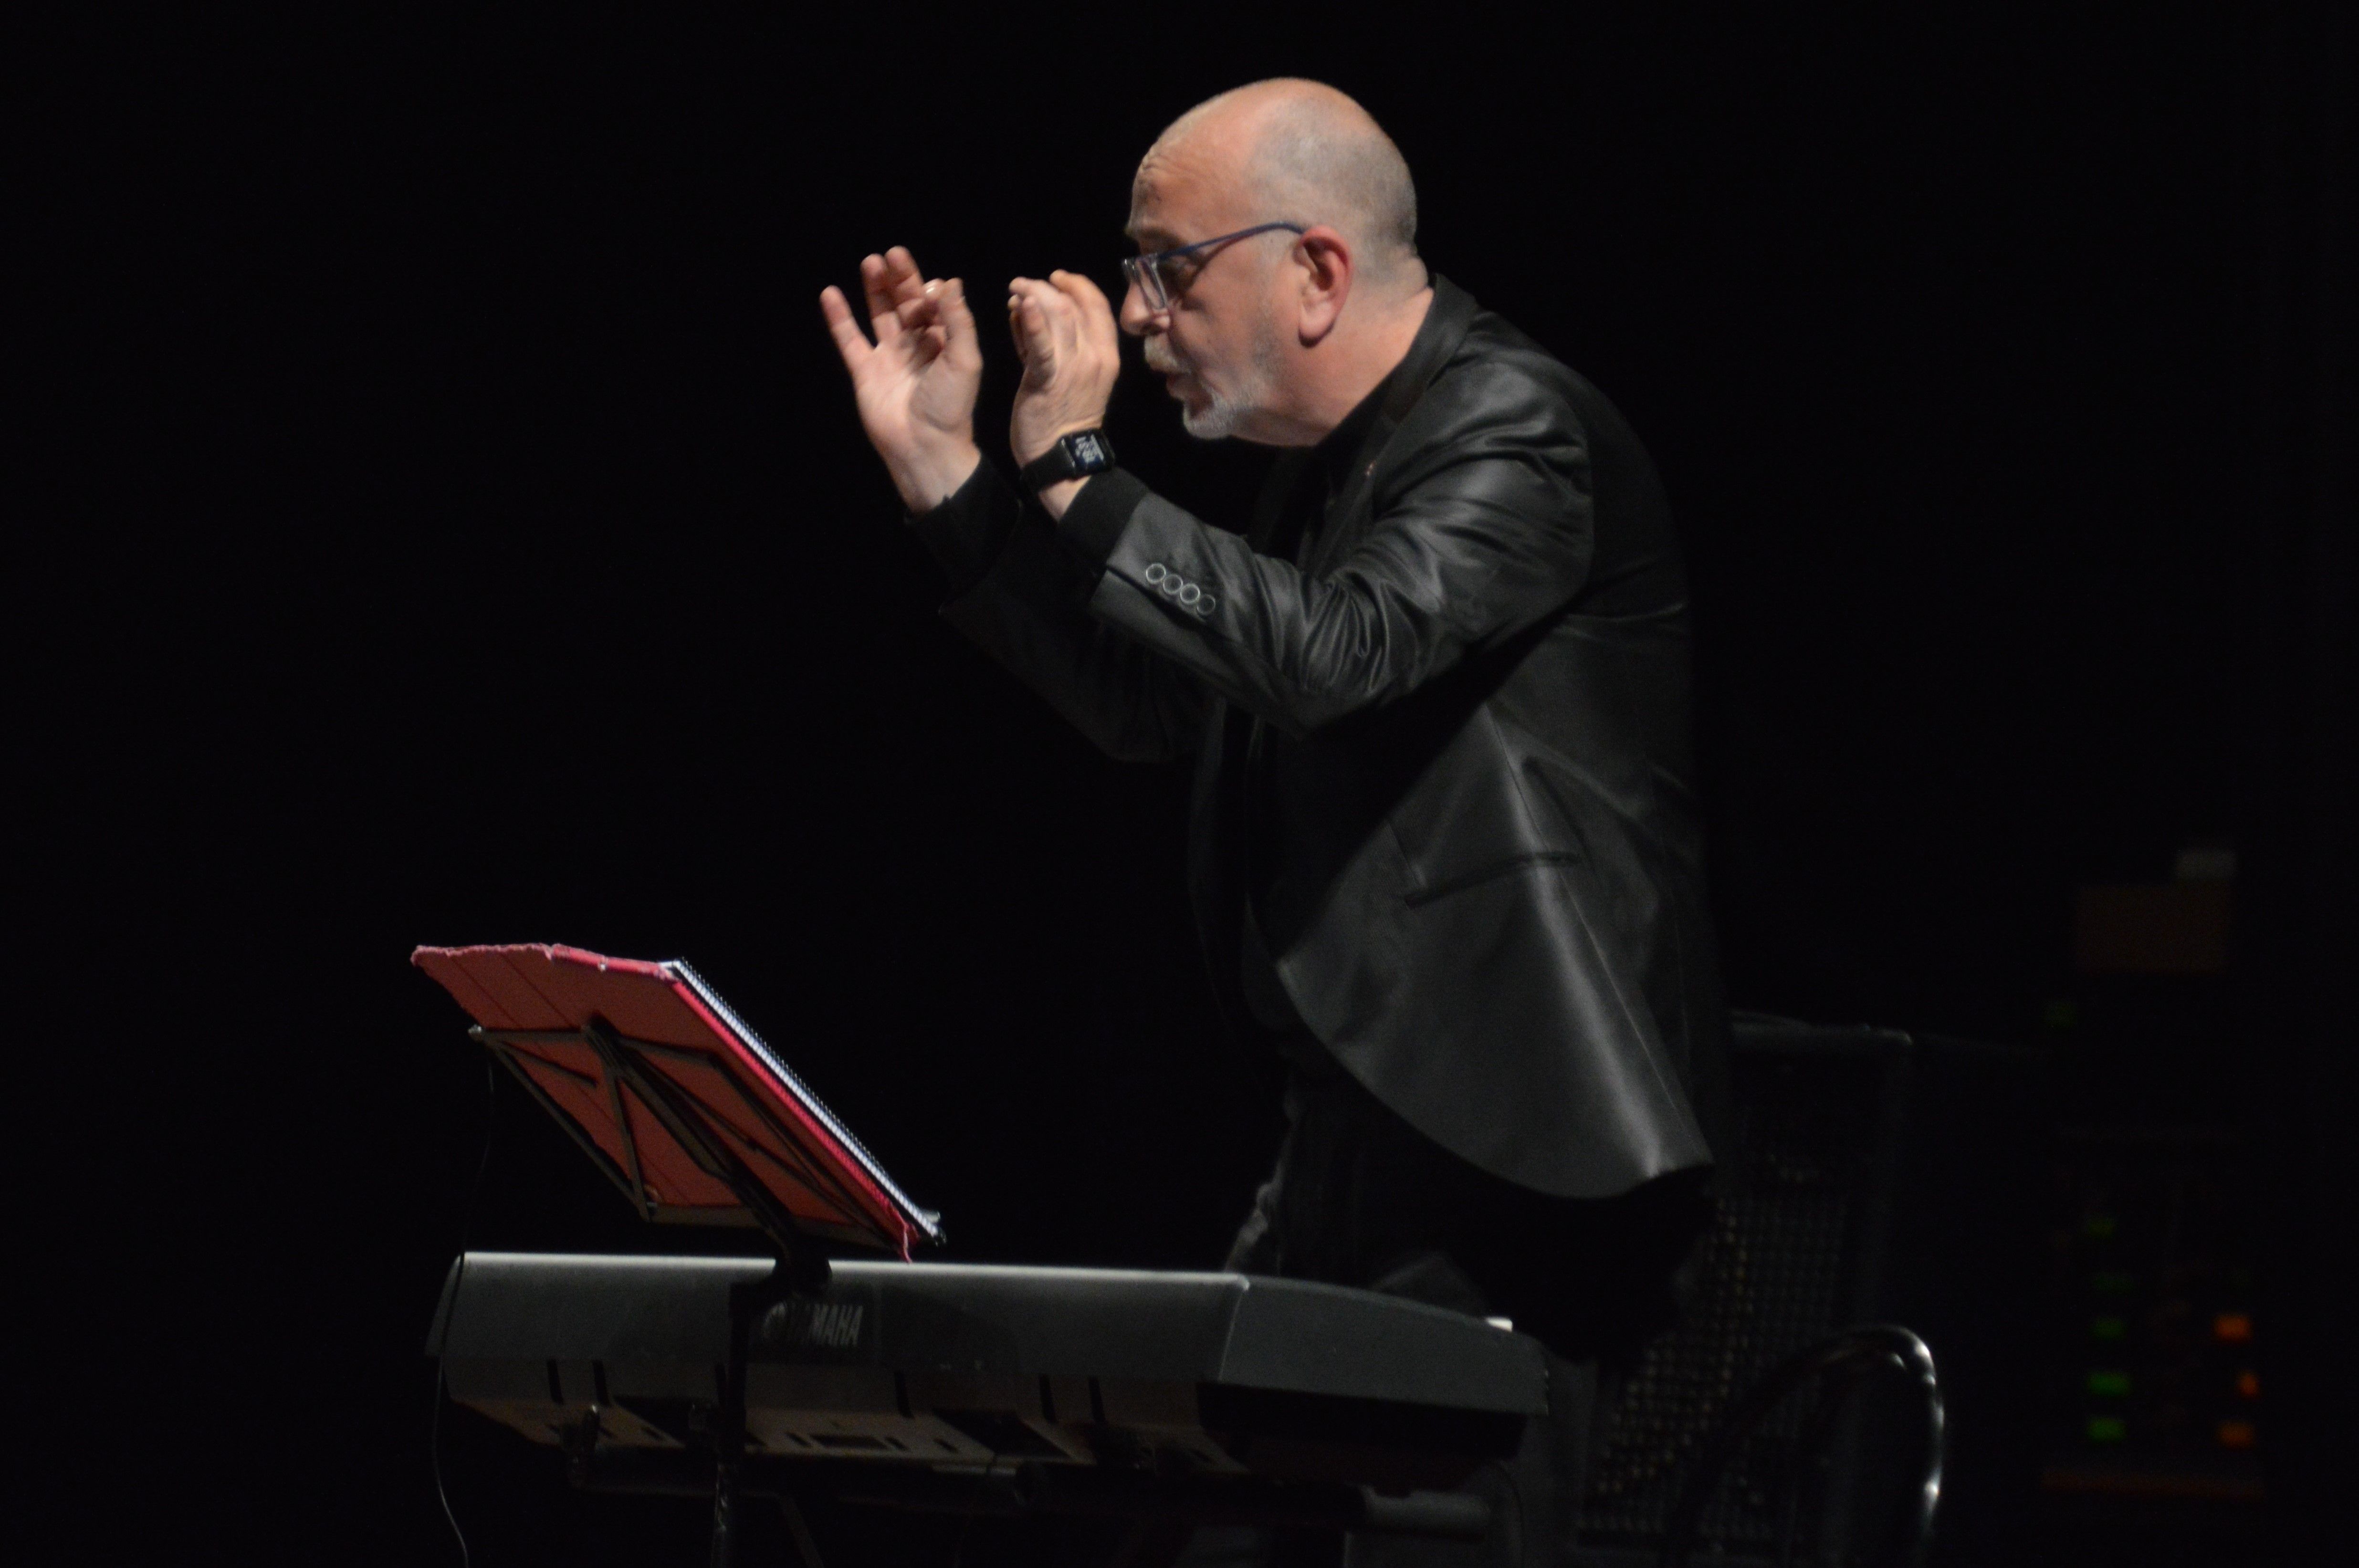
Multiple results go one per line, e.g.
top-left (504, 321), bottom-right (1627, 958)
top-left (820, 247), bottom-right (983, 513)
top-left (1008, 271), bottom-right (1121, 516)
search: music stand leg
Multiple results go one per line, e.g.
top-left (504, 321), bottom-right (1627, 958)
top-left (710, 1260), bottom-right (827, 1568)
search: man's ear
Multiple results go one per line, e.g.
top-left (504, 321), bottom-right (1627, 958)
top-left (1295, 226), bottom-right (1353, 345)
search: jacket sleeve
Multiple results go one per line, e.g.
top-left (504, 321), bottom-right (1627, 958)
top-left (1055, 368), bottom-right (1597, 739)
top-left (909, 460), bottom-right (1207, 764)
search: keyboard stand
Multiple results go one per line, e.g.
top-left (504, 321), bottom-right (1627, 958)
top-left (712, 1261), bottom-right (829, 1568)
top-left (486, 1014), bottom-right (836, 1568)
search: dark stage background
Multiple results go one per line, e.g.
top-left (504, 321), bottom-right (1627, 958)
top-left (28, 6), bottom-right (2348, 1565)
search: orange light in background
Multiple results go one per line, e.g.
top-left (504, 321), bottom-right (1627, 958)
top-left (2214, 1312), bottom-right (2254, 1343)
top-left (2236, 1370), bottom-right (2260, 1400)
top-left (2217, 1419), bottom-right (2257, 1449)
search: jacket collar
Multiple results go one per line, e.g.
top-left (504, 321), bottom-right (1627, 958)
top-left (1384, 274), bottom-right (1478, 429)
top-left (1311, 273), bottom-right (1478, 566)
top-left (1244, 275), bottom-right (1479, 558)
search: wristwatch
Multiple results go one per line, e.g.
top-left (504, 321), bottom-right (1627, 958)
top-left (1019, 429), bottom-right (1118, 492)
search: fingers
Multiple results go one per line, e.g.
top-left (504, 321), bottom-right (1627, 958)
top-left (1007, 277), bottom-right (1055, 370)
top-left (1013, 294), bottom-right (1052, 376)
top-left (1053, 272), bottom-right (1116, 386)
top-left (929, 276), bottom-right (981, 368)
top-left (818, 285), bottom-right (871, 373)
top-left (881, 247), bottom-right (929, 311)
top-left (835, 256), bottom-right (1101, 403)
top-left (1040, 279), bottom-right (1080, 366)
top-left (1051, 269), bottom-right (1121, 349)
top-left (859, 254), bottom-right (902, 345)
top-left (847, 247), bottom-right (975, 362)
top-left (896, 280), bottom-right (958, 362)
top-left (1006, 270), bottom-right (1120, 463)
top-left (892, 277), bottom-right (945, 337)
top-left (1008, 276), bottom-right (1086, 375)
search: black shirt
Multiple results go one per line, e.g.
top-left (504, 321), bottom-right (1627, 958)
top-left (1235, 369), bottom-right (1397, 1074)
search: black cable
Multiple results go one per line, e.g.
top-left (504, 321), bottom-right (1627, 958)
top-left (430, 1054), bottom-right (500, 1568)
top-left (1657, 1324), bottom-right (1944, 1568)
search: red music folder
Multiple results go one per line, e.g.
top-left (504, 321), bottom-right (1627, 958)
top-left (413, 943), bottom-right (939, 1258)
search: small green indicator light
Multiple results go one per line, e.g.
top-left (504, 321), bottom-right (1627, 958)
top-left (2090, 1270), bottom-right (2134, 1294)
top-left (2087, 1370), bottom-right (2131, 1397)
top-left (2091, 1316), bottom-right (2127, 1340)
top-left (2086, 1416), bottom-right (2127, 1444)
top-left (2083, 1215), bottom-right (2118, 1240)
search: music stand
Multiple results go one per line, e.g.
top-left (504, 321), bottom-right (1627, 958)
top-left (414, 941), bottom-right (941, 1562)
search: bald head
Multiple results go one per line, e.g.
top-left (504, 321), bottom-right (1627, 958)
top-left (1145, 80), bottom-right (1421, 290)
top-left (1124, 81), bottom-right (1434, 445)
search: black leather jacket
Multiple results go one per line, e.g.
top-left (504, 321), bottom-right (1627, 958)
top-left (913, 277), bottom-right (1729, 1199)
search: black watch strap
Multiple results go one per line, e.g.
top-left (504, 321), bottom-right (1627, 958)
top-left (1019, 429), bottom-right (1117, 492)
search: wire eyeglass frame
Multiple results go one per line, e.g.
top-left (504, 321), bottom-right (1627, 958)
top-left (1122, 222), bottom-right (1309, 313)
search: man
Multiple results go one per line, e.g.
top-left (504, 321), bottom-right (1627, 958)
top-left (822, 80), bottom-right (1730, 1567)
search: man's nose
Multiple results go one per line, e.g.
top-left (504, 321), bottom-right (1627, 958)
top-left (1118, 278), bottom-right (1157, 337)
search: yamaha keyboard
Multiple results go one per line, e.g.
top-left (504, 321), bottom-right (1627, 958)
top-left (432, 1252), bottom-right (1547, 1540)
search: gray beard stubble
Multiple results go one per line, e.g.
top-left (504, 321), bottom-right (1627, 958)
top-left (1154, 307), bottom-right (1285, 441)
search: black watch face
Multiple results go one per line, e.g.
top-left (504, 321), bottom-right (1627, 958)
top-left (1065, 431), bottom-right (1109, 470)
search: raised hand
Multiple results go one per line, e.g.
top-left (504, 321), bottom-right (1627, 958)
top-left (820, 246), bottom-right (983, 512)
top-left (1007, 271), bottom-right (1122, 474)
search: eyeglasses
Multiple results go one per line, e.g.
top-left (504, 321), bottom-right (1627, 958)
top-left (1121, 222), bottom-right (1308, 314)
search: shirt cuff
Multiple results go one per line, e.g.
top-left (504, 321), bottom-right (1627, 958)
top-left (907, 460), bottom-right (1021, 598)
top-left (1055, 467), bottom-right (1150, 569)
